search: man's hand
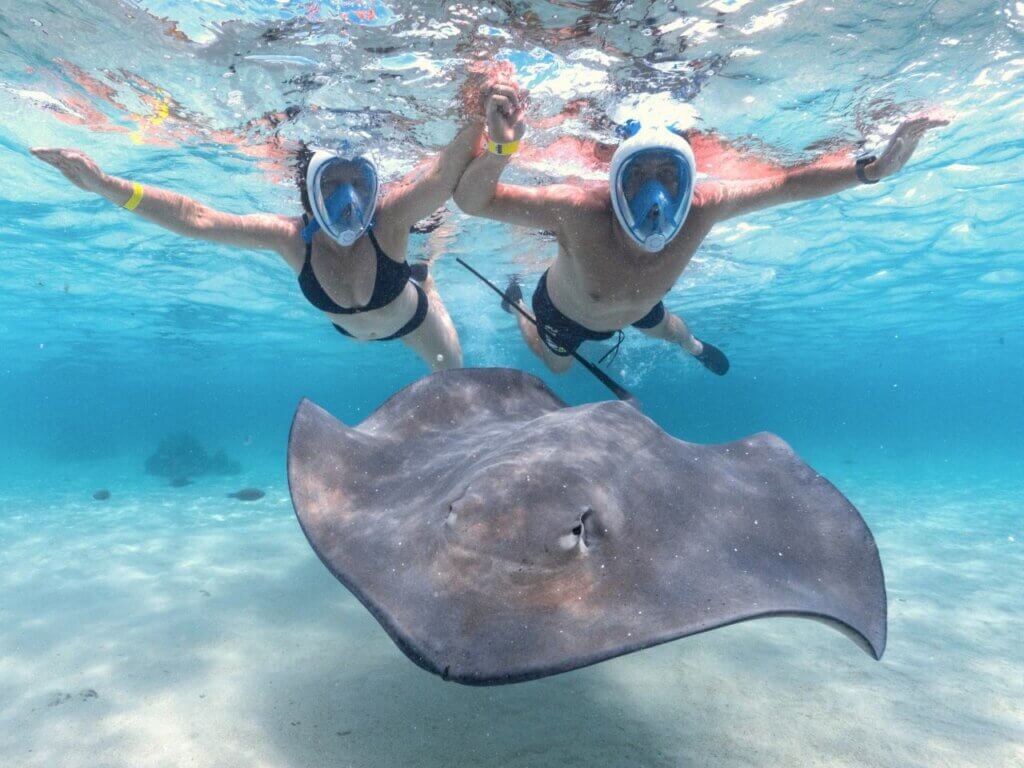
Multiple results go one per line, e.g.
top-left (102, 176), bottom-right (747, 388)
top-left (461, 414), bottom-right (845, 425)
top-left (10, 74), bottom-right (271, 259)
top-left (30, 147), bottom-right (108, 193)
top-left (865, 116), bottom-right (949, 181)
top-left (485, 82), bottom-right (527, 145)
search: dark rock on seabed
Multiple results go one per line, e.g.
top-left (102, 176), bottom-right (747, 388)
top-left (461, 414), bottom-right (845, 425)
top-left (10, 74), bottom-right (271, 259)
top-left (227, 488), bottom-right (265, 501)
top-left (144, 432), bottom-right (241, 484)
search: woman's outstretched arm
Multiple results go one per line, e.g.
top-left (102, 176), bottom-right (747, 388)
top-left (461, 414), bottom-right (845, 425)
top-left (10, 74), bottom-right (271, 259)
top-left (382, 117), bottom-right (487, 230)
top-left (31, 147), bottom-right (300, 263)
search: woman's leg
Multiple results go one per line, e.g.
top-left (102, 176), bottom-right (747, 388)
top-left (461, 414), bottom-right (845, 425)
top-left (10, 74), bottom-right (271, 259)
top-left (401, 274), bottom-right (463, 371)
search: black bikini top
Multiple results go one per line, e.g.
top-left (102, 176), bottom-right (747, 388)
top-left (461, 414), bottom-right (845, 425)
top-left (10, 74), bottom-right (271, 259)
top-left (298, 215), bottom-right (411, 315)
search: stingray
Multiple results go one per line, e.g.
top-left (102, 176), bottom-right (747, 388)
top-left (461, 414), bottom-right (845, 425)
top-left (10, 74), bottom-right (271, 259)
top-left (288, 368), bottom-right (886, 686)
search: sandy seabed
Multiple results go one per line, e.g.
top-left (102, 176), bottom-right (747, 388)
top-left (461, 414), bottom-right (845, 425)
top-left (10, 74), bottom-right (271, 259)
top-left (1, 466), bottom-right (1021, 768)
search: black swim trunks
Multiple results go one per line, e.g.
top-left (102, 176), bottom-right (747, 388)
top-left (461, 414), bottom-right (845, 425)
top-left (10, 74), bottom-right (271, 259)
top-left (531, 270), bottom-right (666, 357)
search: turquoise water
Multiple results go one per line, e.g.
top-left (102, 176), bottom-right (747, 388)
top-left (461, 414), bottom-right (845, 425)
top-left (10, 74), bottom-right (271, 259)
top-left (1, 1), bottom-right (1022, 765)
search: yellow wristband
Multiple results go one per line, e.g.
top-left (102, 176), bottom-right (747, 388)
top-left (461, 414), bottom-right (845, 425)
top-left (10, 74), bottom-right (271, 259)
top-left (486, 138), bottom-right (520, 156)
top-left (123, 182), bottom-right (144, 211)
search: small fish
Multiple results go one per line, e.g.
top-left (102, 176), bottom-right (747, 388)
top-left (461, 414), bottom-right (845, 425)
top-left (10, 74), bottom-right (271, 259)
top-left (92, 489), bottom-right (110, 501)
top-left (228, 488), bottom-right (265, 501)
top-left (169, 476), bottom-right (192, 487)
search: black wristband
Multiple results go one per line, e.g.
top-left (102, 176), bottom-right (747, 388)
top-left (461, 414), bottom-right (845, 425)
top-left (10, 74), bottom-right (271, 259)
top-left (856, 155), bottom-right (879, 184)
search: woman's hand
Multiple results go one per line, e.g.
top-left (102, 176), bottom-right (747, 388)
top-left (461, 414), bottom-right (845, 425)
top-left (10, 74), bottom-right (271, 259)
top-left (485, 82), bottom-right (527, 145)
top-left (457, 64), bottom-right (491, 122)
top-left (865, 116), bottom-right (949, 181)
top-left (30, 147), bottom-right (109, 193)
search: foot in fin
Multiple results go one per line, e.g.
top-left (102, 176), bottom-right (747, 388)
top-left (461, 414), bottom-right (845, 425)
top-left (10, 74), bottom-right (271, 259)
top-left (410, 206), bottom-right (447, 235)
top-left (693, 340), bottom-right (729, 376)
top-left (501, 276), bottom-right (523, 314)
top-left (410, 261), bottom-right (429, 284)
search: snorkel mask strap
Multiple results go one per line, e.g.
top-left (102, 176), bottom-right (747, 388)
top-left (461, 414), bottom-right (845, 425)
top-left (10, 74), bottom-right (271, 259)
top-left (301, 216), bottom-right (320, 243)
top-left (616, 119), bottom-right (642, 140)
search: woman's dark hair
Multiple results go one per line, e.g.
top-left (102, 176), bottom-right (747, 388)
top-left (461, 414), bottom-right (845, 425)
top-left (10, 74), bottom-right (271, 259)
top-left (294, 140), bottom-right (314, 214)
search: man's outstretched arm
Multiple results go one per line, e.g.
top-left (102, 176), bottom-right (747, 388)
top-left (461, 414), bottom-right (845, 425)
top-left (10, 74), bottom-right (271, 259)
top-left (704, 116), bottom-right (948, 222)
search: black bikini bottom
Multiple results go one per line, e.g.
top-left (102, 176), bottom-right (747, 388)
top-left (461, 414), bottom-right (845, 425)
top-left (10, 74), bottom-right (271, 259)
top-left (333, 281), bottom-right (428, 342)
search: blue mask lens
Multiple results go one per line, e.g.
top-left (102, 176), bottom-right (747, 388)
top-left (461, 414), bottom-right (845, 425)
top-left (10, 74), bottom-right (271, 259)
top-left (301, 184), bottom-right (366, 244)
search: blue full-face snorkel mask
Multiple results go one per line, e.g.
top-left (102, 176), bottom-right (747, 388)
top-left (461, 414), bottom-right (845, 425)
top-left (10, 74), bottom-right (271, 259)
top-left (609, 120), bottom-right (696, 253)
top-left (302, 150), bottom-right (379, 246)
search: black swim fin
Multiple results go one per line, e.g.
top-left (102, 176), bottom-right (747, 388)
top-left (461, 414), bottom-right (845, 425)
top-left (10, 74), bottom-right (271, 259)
top-left (501, 275), bottom-right (523, 314)
top-left (694, 340), bottom-right (729, 376)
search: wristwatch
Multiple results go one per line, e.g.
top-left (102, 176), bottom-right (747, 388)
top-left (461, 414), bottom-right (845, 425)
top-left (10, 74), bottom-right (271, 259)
top-left (856, 155), bottom-right (879, 184)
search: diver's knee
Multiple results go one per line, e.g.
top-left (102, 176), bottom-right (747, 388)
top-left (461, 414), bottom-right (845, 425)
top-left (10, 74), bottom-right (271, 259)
top-left (433, 329), bottom-right (463, 370)
top-left (544, 355), bottom-right (574, 375)
top-left (424, 346), bottom-right (459, 371)
top-left (441, 346), bottom-right (464, 370)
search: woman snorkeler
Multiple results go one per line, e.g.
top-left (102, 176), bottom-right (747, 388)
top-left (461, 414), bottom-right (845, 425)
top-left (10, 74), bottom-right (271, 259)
top-left (31, 100), bottom-right (488, 371)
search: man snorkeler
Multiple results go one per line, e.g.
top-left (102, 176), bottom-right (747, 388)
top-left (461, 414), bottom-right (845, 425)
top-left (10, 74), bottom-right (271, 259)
top-left (454, 82), bottom-right (947, 375)
top-left (31, 104), bottom-right (487, 371)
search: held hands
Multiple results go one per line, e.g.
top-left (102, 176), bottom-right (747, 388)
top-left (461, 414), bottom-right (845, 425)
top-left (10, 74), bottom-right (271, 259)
top-left (866, 115), bottom-right (949, 181)
top-left (30, 147), bottom-right (108, 193)
top-left (485, 81), bottom-right (527, 146)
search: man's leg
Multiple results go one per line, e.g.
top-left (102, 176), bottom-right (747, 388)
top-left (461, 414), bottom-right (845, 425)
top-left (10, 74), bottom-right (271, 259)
top-left (638, 310), bottom-right (729, 375)
top-left (637, 310), bottom-right (701, 353)
top-left (508, 293), bottom-right (574, 374)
